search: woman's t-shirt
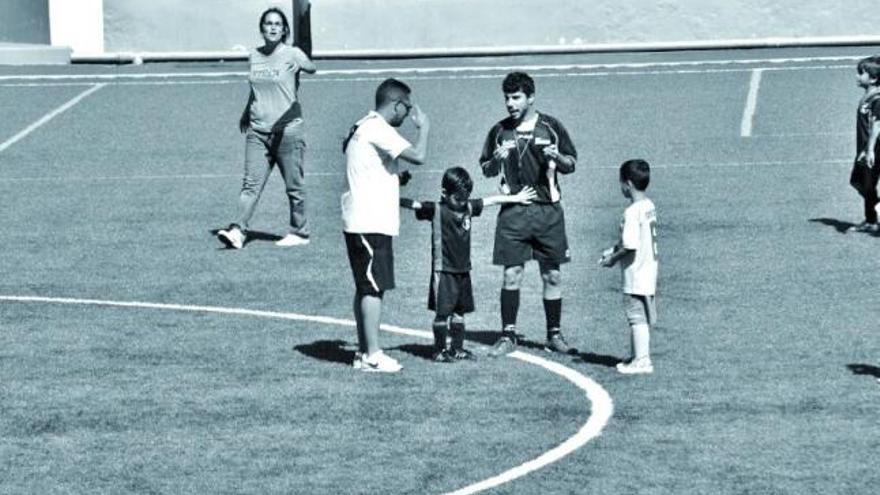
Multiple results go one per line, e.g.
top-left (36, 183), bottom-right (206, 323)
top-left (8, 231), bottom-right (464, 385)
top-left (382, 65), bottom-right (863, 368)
top-left (248, 44), bottom-right (309, 132)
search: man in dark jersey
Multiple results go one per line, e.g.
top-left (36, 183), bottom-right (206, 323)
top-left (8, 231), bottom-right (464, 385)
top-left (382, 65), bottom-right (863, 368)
top-left (479, 71), bottom-right (578, 357)
top-left (401, 167), bottom-right (536, 361)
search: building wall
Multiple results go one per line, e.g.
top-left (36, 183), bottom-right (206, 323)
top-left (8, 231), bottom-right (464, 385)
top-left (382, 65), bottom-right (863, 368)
top-left (86, 1), bottom-right (880, 54)
top-left (0, 0), bottom-right (50, 45)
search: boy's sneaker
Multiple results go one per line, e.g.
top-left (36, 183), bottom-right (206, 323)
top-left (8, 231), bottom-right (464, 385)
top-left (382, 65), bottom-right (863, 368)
top-left (432, 349), bottom-right (454, 363)
top-left (218, 227), bottom-right (245, 249)
top-left (545, 333), bottom-right (571, 354)
top-left (616, 358), bottom-right (654, 375)
top-left (848, 222), bottom-right (880, 233)
top-left (360, 351), bottom-right (402, 373)
top-left (488, 335), bottom-right (517, 357)
top-left (276, 233), bottom-right (310, 247)
top-left (449, 348), bottom-right (476, 361)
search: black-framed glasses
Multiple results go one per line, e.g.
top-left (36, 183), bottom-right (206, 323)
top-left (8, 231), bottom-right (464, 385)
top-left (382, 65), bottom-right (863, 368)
top-left (394, 99), bottom-right (413, 113)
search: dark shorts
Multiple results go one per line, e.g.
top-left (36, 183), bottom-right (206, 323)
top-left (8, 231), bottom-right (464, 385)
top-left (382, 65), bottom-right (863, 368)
top-left (344, 233), bottom-right (394, 296)
top-left (493, 202), bottom-right (570, 266)
top-left (428, 271), bottom-right (474, 317)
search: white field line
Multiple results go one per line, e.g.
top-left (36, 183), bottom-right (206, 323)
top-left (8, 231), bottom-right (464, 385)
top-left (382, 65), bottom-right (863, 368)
top-left (0, 159), bottom-right (851, 184)
top-left (0, 83), bottom-right (105, 153)
top-left (740, 69), bottom-right (764, 138)
top-left (0, 294), bottom-right (613, 495)
top-left (0, 54), bottom-right (864, 84)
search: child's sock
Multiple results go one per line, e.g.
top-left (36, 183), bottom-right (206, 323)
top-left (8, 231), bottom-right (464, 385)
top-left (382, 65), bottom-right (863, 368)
top-left (543, 298), bottom-right (562, 338)
top-left (432, 318), bottom-right (449, 351)
top-left (632, 323), bottom-right (651, 362)
top-left (501, 289), bottom-right (519, 330)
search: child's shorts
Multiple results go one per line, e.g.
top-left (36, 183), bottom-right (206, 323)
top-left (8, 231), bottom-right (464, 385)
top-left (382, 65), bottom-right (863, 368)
top-left (624, 293), bottom-right (657, 326)
top-left (344, 233), bottom-right (394, 296)
top-left (428, 271), bottom-right (474, 317)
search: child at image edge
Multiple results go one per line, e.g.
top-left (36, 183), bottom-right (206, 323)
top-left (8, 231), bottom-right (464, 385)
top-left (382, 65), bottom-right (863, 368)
top-left (599, 159), bottom-right (658, 375)
top-left (401, 167), bottom-right (536, 361)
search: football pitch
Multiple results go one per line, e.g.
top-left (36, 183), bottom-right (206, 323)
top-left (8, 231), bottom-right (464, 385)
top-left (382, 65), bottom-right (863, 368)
top-left (1, 47), bottom-right (878, 494)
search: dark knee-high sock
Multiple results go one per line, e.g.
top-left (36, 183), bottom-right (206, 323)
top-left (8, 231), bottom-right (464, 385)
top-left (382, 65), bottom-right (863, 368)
top-left (501, 289), bottom-right (520, 338)
top-left (432, 317), bottom-right (449, 351)
top-left (450, 320), bottom-right (465, 350)
top-left (543, 298), bottom-right (562, 338)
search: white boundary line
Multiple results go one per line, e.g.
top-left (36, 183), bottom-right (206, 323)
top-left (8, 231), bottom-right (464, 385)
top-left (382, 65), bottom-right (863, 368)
top-left (0, 294), bottom-right (613, 495)
top-left (0, 83), bottom-right (105, 153)
top-left (0, 54), bottom-right (865, 84)
top-left (740, 69), bottom-right (764, 138)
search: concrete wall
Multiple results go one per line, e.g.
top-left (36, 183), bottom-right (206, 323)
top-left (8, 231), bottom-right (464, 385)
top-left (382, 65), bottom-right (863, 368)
top-left (0, 0), bottom-right (50, 45)
top-left (85, 0), bottom-right (880, 55)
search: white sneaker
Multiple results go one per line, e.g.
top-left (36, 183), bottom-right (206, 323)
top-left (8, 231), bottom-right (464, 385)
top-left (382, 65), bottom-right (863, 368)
top-left (275, 233), bottom-right (310, 247)
top-left (360, 351), bottom-right (402, 373)
top-left (218, 227), bottom-right (245, 249)
top-left (616, 358), bottom-right (653, 375)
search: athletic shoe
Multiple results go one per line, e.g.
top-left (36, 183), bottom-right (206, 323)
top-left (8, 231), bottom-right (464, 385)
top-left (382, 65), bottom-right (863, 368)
top-left (449, 348), bottom-right (476, 361)
top-left (276, 233), bottom-right (310, 247)
top-left (545, 333), bottom-right (571, 354)
top-left (616, 358), bottom-right (654, 375)
top-left (848, 222), bottom-right (880, 233)
top-left (360, 351), bottom-right (402, 373)
top-left (488, 336), bottom-right (517, 357)
top-left (218, 227), bottom-right (245, 249)
top-left (432, 349), bottom-right (454, 363)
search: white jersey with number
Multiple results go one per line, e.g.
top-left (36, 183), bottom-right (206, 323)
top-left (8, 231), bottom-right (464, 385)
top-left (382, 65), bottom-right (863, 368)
top-left (620, 198), bottom-right (658, 296)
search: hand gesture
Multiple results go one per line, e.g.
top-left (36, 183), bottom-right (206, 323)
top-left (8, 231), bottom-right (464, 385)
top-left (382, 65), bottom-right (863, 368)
top-left (493, 145), bottom-right (510, 162)
top-left (598, 247), bottom-right (615, 267)
top-left (542, 144), bottom-right (560, 160)
top-left (410, 104), bottom-right (430, 129)
top-left (512, 186), bottom-right (537, 204)
top-left (868, 149), bottom-right (875, 169)
top-left (398, 170), bottom-right (412, 186)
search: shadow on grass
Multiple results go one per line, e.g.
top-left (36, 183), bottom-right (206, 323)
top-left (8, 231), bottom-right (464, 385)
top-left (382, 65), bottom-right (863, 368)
top-left (808, 218), bottom-right (856, 234)
top-left (294, 339), bottom-right (354, 366)
top-left (573, 351), bottom-right (623, 368)
top-left (394, 343), bottom-right (436, 361)
top-left (847, 363), bottom-right (880, 378)
top-left (208, 228), bottom-right (283, 249)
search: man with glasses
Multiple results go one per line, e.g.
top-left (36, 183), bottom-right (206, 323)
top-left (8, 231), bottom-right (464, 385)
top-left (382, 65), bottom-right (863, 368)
top-left (341, 78), bottom-right (430, 372)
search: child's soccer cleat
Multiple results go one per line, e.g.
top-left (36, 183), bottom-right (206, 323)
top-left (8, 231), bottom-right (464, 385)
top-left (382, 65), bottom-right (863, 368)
top-left (218, 227), bottom-right (245, 249)
top-left (449, 347), bottom-right (476, 361)
top-left (488, 335), bottom-right (517, 357)
top-left (616, 358), bottom-right (654, 375)
top-left (275, 233), bottom-right (310, 247)
top-left (544, 333), bottom-right (572, 354)
top-left (360, 351), bottom-right (403, 373)
top-left (432, 349), bottom-right (454, 363)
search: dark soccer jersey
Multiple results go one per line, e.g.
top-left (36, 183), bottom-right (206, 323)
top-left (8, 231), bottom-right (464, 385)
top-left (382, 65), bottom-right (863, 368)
top-left (856, 94), bottom-right (880, 155)
top-left (479, 112), bottom-right (577, 203)
top-left (414, 198), bottom-right (484, 273)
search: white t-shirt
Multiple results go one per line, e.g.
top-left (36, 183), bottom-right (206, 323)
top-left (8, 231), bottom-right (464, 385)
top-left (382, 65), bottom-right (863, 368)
top-left (248, 44), bottom-right (310, 132)
top-left (341, 111), bottom-right (412, 235)
top-left (620, 198), bottom-right (658, 296)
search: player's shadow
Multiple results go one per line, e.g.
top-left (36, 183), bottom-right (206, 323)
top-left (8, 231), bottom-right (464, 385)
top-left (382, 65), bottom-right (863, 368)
top-left (808, 218), bottom-right (856, 234)
top-left (394, 343), bottom-right (436, 361)
top-left (573, 351), bottom-right (623, 368)
top-left (209, 228), bottom-right (283, 248)
top-left (847, 363), bottom-right (880, 378)
top-left (294, 339), bottom-right (354, 366)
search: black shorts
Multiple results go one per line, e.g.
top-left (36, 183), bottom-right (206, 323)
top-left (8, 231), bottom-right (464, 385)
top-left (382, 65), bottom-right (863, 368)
top-left (493, 203), bottom-right (570, 266)
top-left (428, 271), bottom-right (474, 317)
top-left (344, 233), bottom-right (394, 296)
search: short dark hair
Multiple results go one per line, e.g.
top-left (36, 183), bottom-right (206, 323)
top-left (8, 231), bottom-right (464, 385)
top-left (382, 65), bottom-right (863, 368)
top-left (375, 78), bottom-right (412, 108)
top-left (620, 159), bottom-right (651, 191)
top-left (502, 72), bottom-right (535, 96)
top-left (259, 8), bottom-right (290, 43)
top-left (857, 56), bottom-right (880, 81)
top-left (441, 167), bottom-right (474, 199)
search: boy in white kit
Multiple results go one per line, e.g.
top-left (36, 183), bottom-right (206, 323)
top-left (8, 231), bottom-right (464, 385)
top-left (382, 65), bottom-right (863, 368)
top-left (599, 159), bottom-right (658, 375)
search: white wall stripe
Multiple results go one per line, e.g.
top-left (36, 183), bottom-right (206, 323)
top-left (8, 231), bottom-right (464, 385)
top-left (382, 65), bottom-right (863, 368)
top-left (0, 294), bottom-right (613, 495)
top-left (741, 69), bottom-right (764, 137)
top-left (0, 83), bottom-right (106, 153)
